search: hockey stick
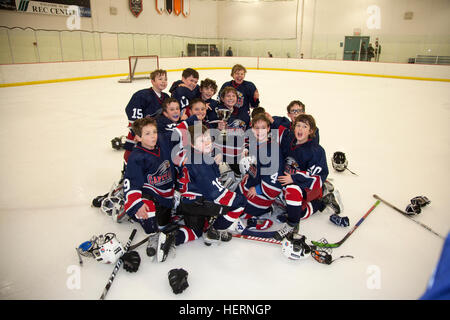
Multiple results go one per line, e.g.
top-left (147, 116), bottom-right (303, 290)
top-left (129, 235), bottom-right (150, 251)
top-left (99, 228), bottom-right (137, 300)
top-left (373, 194), bottom-right (444, 239)
top-left (232, 233), bottom-right (282, 245)
top-left (311, 200), bottom-right (380, 248)
top-left (232, 232), bottom-right (353, 264)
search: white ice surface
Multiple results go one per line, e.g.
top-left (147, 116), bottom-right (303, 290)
top-left (0, 69), bottom-right (449, 300)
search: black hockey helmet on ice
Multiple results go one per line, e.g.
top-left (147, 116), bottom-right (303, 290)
top-left (332, 151), bottom-right (348, 172)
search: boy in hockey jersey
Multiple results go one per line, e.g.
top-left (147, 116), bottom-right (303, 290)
top-left (199, 78), bottom-right (219, 124)
top-left (123, 117), bottom-right (175, 261)
top-left (123, 69), bottom-right (170, 164)
top-left (177, 124), bottom-right (248, 245)
top-left (92, 70), bottom-right (169, 208)
top-left (266, 100), bottom-right (320, 144)
top-left (214, 86), bottom-right (249, 175)
top-left (171, 68), bottom-right (200, 120)
top-left (237, 113), bottom-right (284, 230)
top-left (273, 114), bottom-right (348, 241)
top-left (218, 64), bottom-right (259, 123)
top-left (155, 98), bottom-right (182, 141)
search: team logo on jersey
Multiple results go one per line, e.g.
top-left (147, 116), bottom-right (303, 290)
top-left (284, 157), bottom-right (299, 175)
top-left (228, 119), bottom-right (246, 131)
top-left (236, 91), bottom-right (244, 108)
top-left (147, 160), bottom-right (172, 186)
top-left (248, 162), bottom-right (257, 178)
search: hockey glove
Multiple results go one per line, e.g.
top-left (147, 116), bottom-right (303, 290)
top-left (121, 251), bottom-right (141, 273)
top-left (168, 268), bottom-right (189, 294)
top-left (410, 196), bottom-right (431, 208)
top-left (405, 203), bottom-right (421, 215)
top-left (329, 214), bottom-right (350, 227)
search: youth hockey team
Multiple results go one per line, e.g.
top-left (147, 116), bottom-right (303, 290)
top-left (91, 64), bottom-right (350, 265)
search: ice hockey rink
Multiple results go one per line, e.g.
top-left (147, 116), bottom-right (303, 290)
top-left (0, 67), bottom-right (449, 300)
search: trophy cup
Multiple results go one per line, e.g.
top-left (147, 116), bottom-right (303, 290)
top-left (216, 108), bottom-right (232, 136)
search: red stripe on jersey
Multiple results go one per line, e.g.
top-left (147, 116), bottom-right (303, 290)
top-left (124, 191), bottom-right (142, 212)
top-left (142, 199), bottom-right (156, 214)
top-left (213, 142), bottom-right (242, 156)
top-left (261, 181), bottom-right (281, 199)
top-left (227, 207), bottom-right (244, 219)
top-left (179, 226), bottom-right (198, 242)
top-left (175, 122), bottom-right (190, 147)
top-left (143, 184), bottom-right (174, 198)
top-left (247, 194), bottom-right (273, 208)
top-left (123, 150), bottom-right (131, 163)
top-left (217, 190), bottom-right (236, 206)
top-left (301, 202), bottom-right (313, 220)
top-left (284, 185), bottom-right (304, 206)
top-left (304, 175), bottom-right (323, 202)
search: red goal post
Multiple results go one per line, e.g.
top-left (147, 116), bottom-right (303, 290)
top-left (118, 55), bottom-right (160, 83)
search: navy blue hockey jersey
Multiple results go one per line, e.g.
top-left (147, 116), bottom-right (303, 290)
top-left (124, 88), bottom-right (170, 151)
top-left (178, 148), bottom-right (247, 209)
top-left (240, 134), bottom-right (284, 210)
top-left (171, 85), bottom-right (200, 116)
top-left (123, 139), bottom-right (175, 217)
top-left (282, 129), bottom-right (328, 200)
top-left (218, 80), bottom-right (259, 112)
top-left (271, 116), bottom-right (320, 145)
top-left (212, 104), bottom-right (248, 164)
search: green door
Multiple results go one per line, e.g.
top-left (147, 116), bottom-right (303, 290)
top-left (343, 36), bottom-right (370, 61)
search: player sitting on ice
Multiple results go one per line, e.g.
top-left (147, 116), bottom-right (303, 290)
top-left (122, 117), bottom-right (177, 262)
top-left (274, 114), bottom-right (348, 241)
top-left (176, 124), bottom-right (248, 246)
top-left (92, 70), bottom-right (170, 208)
top-left (235, 113), bottom-right (284, 231)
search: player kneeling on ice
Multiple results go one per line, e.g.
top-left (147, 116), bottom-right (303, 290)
top-left (176, 124), bottom-right (248, 246)
top-left (274, 114), bottom-right (349, 242)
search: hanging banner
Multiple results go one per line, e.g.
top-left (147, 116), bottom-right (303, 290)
top-left (165, 0), bottom-right (172, 14)
top-left (129, 0), bottom-right (143, 17)
top-left (173, 0), bottom-right (181, 16)
top-left (182, 0), bottom-right (189, 17)
top-left (6, 0), bottom-right (91, 17)
top-left (155, 0), bottom-right (164, 14)
top-left (0, 0), bottom-right (16, 11)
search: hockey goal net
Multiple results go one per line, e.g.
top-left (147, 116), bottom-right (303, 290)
top-left (119, 55), bottom-right (160, 83)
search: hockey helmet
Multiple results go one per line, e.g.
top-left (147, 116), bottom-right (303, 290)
top-left (111, 135), bottom-right (126, 150)
top-left (281, 233), bottom-right (311, 260)
top-left (101, 195), bottom-right (124, 217)
top-left (92, 233), bottom-right (124, 264)
top-left (332, 151), bottom-right (348, 172)
top-left (77, 233), bottom-right (124, 264)
top-left (239, 155), bottom-right (257, 175)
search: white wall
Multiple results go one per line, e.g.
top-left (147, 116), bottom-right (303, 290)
top-left (217, 0), bottom-right (297, 39)
top-left (310, 0), bottom-right (450, 61)
top-left (0, 0), bottom-right (219, 38)
top-left (0, 0), bottom-right (449, 62)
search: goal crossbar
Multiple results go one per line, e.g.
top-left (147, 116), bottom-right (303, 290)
top-left (119, 55), bottom-right (160, 83)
